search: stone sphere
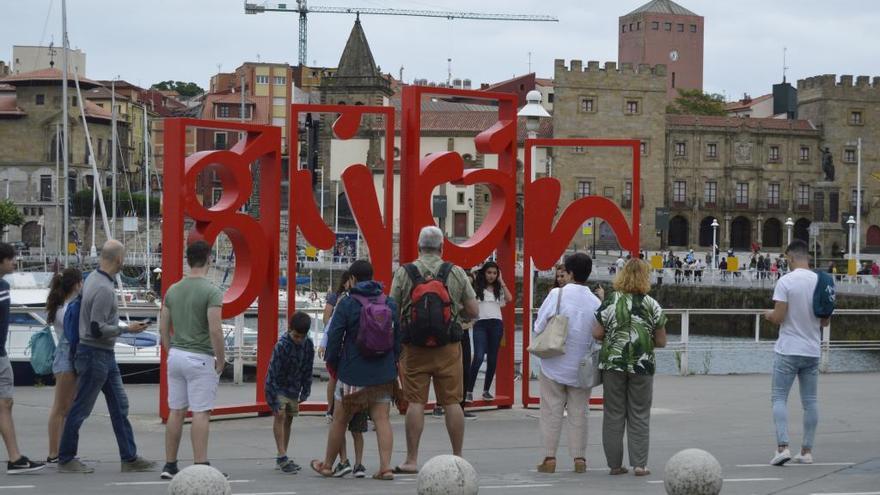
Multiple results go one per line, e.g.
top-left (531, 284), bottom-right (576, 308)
top-left (664, 449), bottom-right (723, 495)
top-left (168, 464), bottom-right (231, 495)
top-left (417, 455), bottom-right (479, 495)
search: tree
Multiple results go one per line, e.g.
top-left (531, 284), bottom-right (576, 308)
top-left (666, 89), bottom-right (728, 116)
top-left (0, 200), bottom-right (24, 234)
top-left (151, 80), bottom-right (205, 98)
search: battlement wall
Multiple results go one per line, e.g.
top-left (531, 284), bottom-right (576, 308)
top-left (797, 74), bottom-right (880, 103)
top-left (555, 59), bottom-right (667, 78)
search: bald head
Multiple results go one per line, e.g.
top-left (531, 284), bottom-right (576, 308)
top-left (100, 239), bottom-right (125, 273)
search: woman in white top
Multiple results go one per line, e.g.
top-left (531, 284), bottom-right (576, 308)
top-left (532, 253), bottom-right (602, 474)
top-left (466, 261), bottom-right (512, 403)
top-left (44, 268), bottom-right (83, 463)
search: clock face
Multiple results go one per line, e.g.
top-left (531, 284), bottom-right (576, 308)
top-left (669, 50), bottom-right (679, 62)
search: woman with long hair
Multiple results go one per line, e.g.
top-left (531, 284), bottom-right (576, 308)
top-left (466, 261), bottom-right (512, 402)
top-left (45, 268), bottom-right (83, 463)
top-left (593, 259), bottom-right (667, 476)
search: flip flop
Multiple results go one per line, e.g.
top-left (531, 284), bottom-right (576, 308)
top-left (373, 470), bottom-right (394, 480)
top-left (310, 460), bottom-right (333, 477)
top-left (392, 465), bottom-right (419, 474)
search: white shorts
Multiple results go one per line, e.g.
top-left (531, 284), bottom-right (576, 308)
top-left (167, 348), bottom-right (219, 412)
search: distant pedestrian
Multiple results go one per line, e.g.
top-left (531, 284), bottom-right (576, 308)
top-left (312, 260), bottom-right (399, 480)
top-left (390, 226), bottom-right (478, 473)
top-left (58, 240), bottom-right (155, 473)
top-left (319, 270), bottom-right (353, 422)
top-left (534, 253), bottom-right (601, 475)
top-left (466, 261), bottom-right (512, 403)
top-left (266, 312), bottom-right (314, 474)
top-left (720, 257), bottom-right (728, 281)
top-left (45, 268), bottom-right (83, 464)
top-left (594, 259), bottom-right (667, 476)
top-left (0, 243), bottom-right (46, 474)
top-left (554, 263), bottom-right (569, 288)
top-left (872, 261), bottom-right (879, 278)
top-left (159, 240), bottom-right (225, 479)
top-left (763, 240), bottom-right (824, 466)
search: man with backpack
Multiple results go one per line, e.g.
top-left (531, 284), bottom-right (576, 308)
top-left (311, 259), bottom-right (400, 480)
top-left (0, 243), bottom-right (45, 474)
top-left (390, 226), bottom-right (479, 473)
top-left (763, 239), bottom-right (832, 466)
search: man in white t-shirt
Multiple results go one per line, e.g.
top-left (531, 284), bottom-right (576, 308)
top-left (763, 239), bottom-right (827, 466)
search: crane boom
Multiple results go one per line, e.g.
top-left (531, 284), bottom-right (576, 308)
top-left (245, 1), bottom-right (558, 65)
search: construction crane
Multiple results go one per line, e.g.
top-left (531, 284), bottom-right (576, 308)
top-left (244, 0), bottom-right (558, 66)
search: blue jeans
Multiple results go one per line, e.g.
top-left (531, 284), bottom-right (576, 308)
top-left (59, 345), bottom-right (138, 464)
top-left (468, 319), bottom-right (503, 393)
top-left (771, 353), bottom-right (819, 450)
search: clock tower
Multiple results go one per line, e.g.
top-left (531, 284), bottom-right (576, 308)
top-left (618, 0), bottom-right (703, 99)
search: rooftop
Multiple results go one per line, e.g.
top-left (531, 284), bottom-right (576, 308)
top-left (0, 67), bottom-right (101, 89)
top-left (725, 93), bottom-right (772, 112)
top-left (667, 114), bottom-right (816, 131)
top-left (624, 0), bottom-right (699, 17)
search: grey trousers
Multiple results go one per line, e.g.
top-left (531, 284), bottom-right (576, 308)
top-left (601, 370), bottom-right (654, 469)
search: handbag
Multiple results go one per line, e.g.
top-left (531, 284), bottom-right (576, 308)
top-left (578, 344), bottom-right (602, 389)
top-left (528, 287), bottom-right (568, 358)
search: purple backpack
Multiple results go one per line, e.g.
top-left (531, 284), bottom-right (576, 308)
top-left (350, 294), bottom-right (394, 358)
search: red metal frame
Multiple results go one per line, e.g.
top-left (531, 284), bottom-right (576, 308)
top-left (521, 138), bottom-right (641, 408)
top-left (161, 118), bottom-right (281, 420)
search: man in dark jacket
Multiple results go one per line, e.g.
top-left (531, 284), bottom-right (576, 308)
top-left (312, 260), bottom-right (400, 480)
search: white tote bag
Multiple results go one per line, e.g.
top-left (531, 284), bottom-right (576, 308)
top-left (528, 287), bottom-right (568, 359)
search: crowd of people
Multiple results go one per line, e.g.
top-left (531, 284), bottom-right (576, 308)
top-left (0, 230), bottom-right (831, 480)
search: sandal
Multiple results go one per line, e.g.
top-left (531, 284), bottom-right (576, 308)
top-left (310, 460), bottom-right (333, 477)
top-left (537, 457), bottom-right (556, 474)
top-left (574, 458), bottom-right (587, 474)
top-left (634, 467), bottom-right (651, 476)
top-left (373, 470), bottom-right (394, 480)
top-left (609, 467), bottom-right (629, 475)
top-left (392, 465), bottom-right (419, 474)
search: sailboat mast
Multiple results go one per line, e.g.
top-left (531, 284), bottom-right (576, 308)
top-left (61, 0), bottom-right (70, 267)
top-left (111, 79), bottom-right (117, 238)
top-left (144, 108), bottom-right (151, 291)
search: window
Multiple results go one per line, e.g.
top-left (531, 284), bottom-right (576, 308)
top-left (636, 21), bottom-right (641, 30)
top-left (622, 24), bottom-right (627, 33)
top-left (664, 22), bottom-right (672, 30)
top-left (844, 148), bottom-right (856, 163)
top-left (580, 97), bottom-right (594, 112)
top-left (736, 182), bottom-right (749, 206)
top-left (851, 189), bottom-right (865, 210)
top-left (629, 23), bottom-right (634, 31)
top-left (35, 94), bottom-right (45, 105)
top-left (573, 145), bottom-right (585, 153)
top-left (625, 100), bottom-right (639, 114)
top-left (274, 76), bottom-right (286, 85)
top-left (547, 93), bottom-right (554, 103)
top-left (704, 181), bottom-right (717, 206)
top-left (797, 185), bottom-right (810, 207)
top-left (97, 138), bottom-right (103, 159)
top-left (457, 191), bottom-right (465, 205)
top-left (769, 145), bottom-right (780, 162)
top-left (71, 96), bottom-right (77, 107)
top-left (217, 105), bottom-right (230, 118)
top-left (604, 186), bottom-right (615, 198)
top-left (672, 72), bottom-right (676, 88)
top-left (212, 187), bottom-right (223, 206)
top-left (706, 143), bottom-right (717, 158)
top-left (799, 146), bottom-right (810, 161)
top-left (652, 21), bottom-right (659, 30)
top-left (214, 132), bottom-right (227, 150)
top-left (674, 141), bottom-right (687, 157)
top-left (577, 181), bottom-right (591, 198)
top-left (768, 183), bottom-right (780, 207)
top-left (690, 24), bottom-right (697, 32)
top-left (677, 23), bottom-right (684, 32)
top-left (624, 182), bottom-right (633, 207)
top-left (85, 175), bottom-right (94, 189)
top-left (673, 181), bottom-right (687, 204)
top-left (273, 97), bottom-right (286, 106)
top-left (271, 117), bottom-right (284, 128)
top-left (640, 141), bottom-right (648, 156)
top-left (850, 111), bottom-right (863, 125)
top-left (255, 75), bottom-right (269, 84)
top-left (105, 176), bottom-right (112, 188)
top-left (39, 175), bottom-right (52, 202)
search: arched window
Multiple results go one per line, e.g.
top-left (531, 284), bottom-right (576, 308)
top-left (731, 216), bottom-right (751, 250)
top-left (668, 215), bottom-right (689, 246)
top-left (762, 218), bottom-right (782, 248)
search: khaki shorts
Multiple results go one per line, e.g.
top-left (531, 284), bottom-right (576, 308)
top-left (400, 343), bottom-right (462, 406)
top-left (0, 356), bottom-right (13, 399)
top-left (277, 395), bottom-right (300, 417)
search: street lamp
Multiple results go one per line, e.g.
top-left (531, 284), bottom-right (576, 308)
top-left (785, 217), bottom-right (794, 246)
top-left (847, 215), bottom-right (855, 260)
top-left (846, 139), bottom-right (863, 267)
top-left (711, 218), bottom-right (719, 270)
top-left (517, 90), bottom-right (551, 177)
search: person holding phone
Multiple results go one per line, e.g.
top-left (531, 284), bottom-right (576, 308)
top-left (159, 240), bottom-right (225, 479)
top-left (58, 240), bottom-right (156, 474)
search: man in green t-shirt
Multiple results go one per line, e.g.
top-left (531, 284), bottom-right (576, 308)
top-left (158, 240), bottom-right (224, 479)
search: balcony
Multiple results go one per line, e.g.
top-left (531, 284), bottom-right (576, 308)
top-left (700, 199), bottom-right (718, 209)
top-left (795, 202), bottom-right (811, 212)
top-left (758, 199), bottom-right (789, 212)
top-left (671, 198), bottom-right (694, 209)
top-left (728, 198), bottom-right (756, 211)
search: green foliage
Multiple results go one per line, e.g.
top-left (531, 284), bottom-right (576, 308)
top-left (71, 189), bottom-right (160, 218)
top-left (0, 200), bottom-right (24, 231)
top-left (150, 80), bottom-right (204, 98)
top-left (666, 89), bottom-right (728, 116)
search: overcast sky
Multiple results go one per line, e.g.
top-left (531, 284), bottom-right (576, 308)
top-left (4, 0), bottom-right (879, 100)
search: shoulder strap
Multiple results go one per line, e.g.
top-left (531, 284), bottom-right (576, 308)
top-left (436, 262), bottom-right (453, 285)
top-left (404, 263), bottom-right (424, 284)
top-left (555, 286), bottom-right (563, 316)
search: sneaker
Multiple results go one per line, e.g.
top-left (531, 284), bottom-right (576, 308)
top-left (121, 456), bottom-right (157, 473)
top-left (194, 462), bottom-right (229, 478)
top-left (353, 463), bottom-right (366, 478)
top-left (463, 411), bottom-right (477, 420)
top-left (58, 458), bottom-right (94, 474)
top-left (278, 459), bottom-right (299, 474)
top-left (160, 462), bottom-right (179, 480)
top-left (7, 456), bottom-right (46, 474)
top-left (465, 392), bottom-right (473, 403)
top-left (770, 448), bottom-right (791, 466)
top-left (333, 460), bottom-right (352, 478)
top-left (432, 407), bottom-right (445, 417)
top-left (793, 452), bottom-right (813, 464)
top-left (482, 391), bottom-right (494, 400)
top-left (46, 456), bottom-right (59, 465)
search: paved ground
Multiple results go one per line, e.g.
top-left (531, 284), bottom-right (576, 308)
top-left (2, 372), bottom-right (878, 494)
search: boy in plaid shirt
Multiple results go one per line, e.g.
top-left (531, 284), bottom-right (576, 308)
top-left (265, 312), bottom-right (314, 473)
